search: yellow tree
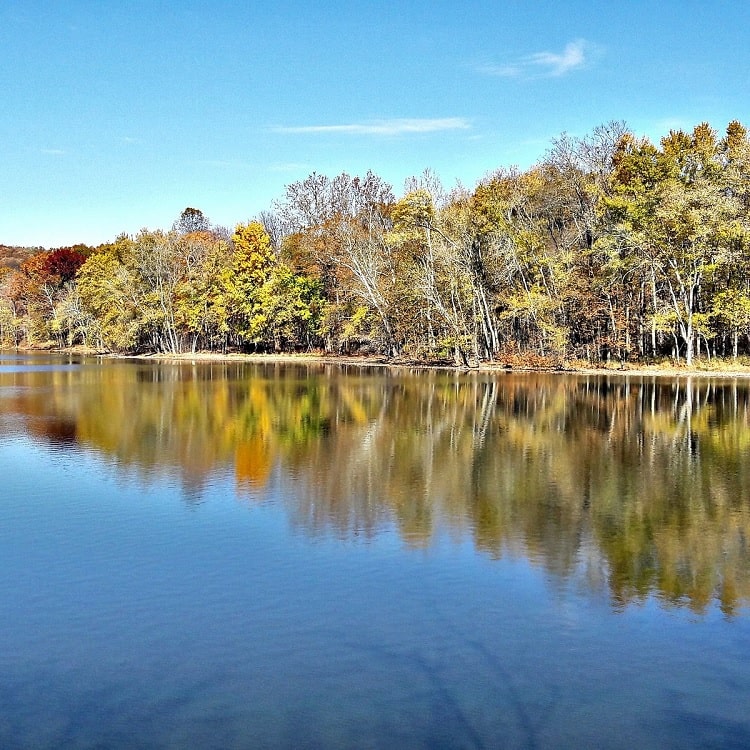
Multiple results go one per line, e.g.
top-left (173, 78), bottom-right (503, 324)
top-left (221, 222), bottom-right (276, 348)
top-left (76, 244), bottom-right (141, 351)
top-left (391, 188), bottom-right (473, 364)
top-left (606, 124), bottom-right (742, 364)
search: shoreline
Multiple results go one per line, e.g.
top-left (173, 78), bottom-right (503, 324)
top-left (37, 346), bottom-right (750, 379)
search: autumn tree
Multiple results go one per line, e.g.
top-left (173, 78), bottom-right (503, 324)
top-left (391, 186), bottom-right (476, 364)
top-left (469, 169), bottom-right (570, 361)
top-left (276, 171), bottom-right (400, 355)
top-left (75, 238), bottom-right (142, 351)
top-left (4, 248), bottom-right (87, 345)
top-left (219, 222), bottom-right (276, 348)
top-left (6, 118), bottom-right (750, 364)
top-left (605, 124), bottom-right (747, 364)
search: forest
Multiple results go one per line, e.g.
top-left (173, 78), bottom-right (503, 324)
top-left (2, 119), bottom-right (749, 367)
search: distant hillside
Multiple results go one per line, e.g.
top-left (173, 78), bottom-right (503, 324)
top-left (0, 244), bottom-right (44, 270)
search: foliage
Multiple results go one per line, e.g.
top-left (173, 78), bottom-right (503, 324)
top-left (3, 120), bottom-right (750, 364)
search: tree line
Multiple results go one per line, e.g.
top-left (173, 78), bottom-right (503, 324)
top-left (2, 119), bottom-right (749, 366)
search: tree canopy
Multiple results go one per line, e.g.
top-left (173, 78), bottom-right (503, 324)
top-left (3, 119), bottom-right (750, 365)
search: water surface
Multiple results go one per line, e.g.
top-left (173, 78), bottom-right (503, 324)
top-left (1, 352), bottom-right (749, 748)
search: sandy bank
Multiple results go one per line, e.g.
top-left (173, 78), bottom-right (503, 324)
top-left (99, 350), bottom-right (750, 379)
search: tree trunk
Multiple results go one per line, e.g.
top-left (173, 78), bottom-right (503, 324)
top-left (684, 323), bottom-right (694, 366)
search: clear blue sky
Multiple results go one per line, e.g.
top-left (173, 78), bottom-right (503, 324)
top-left (1, 0), bottom-right (747, 247)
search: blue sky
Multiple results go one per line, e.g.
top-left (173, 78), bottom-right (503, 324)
top-left (1, 0), bottom-right (748, 247)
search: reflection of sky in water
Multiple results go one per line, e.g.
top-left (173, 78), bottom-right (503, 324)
top-left (2, 438), bottom-right (749, 748)
top-left (1, 356), bottom-right (750, 747)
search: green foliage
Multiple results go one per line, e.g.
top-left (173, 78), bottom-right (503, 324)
top-left (263, 264), bottom-right (323, 350)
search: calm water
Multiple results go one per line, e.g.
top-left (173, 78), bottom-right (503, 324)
top-left (1, 352), bottom-right (749, 749)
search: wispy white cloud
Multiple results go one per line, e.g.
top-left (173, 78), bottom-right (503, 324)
top-left (41, 148), bottom-right (66, 155)
top-left (530, 40), bottom-right (587, 76)
top-left (275, 117), bottom-right (471, 136)
top-left (478, 63), bottom-right (523, 78)
top-left (479, 40), bottom-right (592, 79)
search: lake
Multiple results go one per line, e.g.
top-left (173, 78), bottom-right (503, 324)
top-left (1, 351), bottom-right (749, 749)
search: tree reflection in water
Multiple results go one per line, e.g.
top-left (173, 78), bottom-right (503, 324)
top-left (2, 358), bottom-right (749, 614)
